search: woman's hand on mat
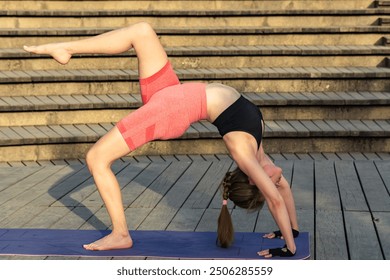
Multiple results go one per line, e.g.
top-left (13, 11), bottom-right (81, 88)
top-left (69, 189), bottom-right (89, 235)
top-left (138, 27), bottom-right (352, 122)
top-left (258, 245), bottom-right (296, 258)
top-left (263, 229), bottom-right (300, 239)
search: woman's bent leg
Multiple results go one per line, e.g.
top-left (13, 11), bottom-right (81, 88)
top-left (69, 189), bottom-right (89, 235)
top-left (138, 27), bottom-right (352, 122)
top-left (84, 126), bottom-right (132, 251)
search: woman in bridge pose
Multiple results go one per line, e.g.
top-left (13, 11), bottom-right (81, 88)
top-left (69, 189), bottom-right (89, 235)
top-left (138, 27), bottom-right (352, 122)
top-left (24, 22), bottom-right (299, 258)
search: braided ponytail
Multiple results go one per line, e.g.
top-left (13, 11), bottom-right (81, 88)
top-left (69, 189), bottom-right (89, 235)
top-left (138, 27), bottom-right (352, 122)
top-left (217, 168), bottom-right (266, 248)
top-left (217, 171), bottom-right (234, 248)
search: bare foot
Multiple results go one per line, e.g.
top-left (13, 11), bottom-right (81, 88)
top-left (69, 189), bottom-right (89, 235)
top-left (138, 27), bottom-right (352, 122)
top-left (23, 43), bottom-right (72, 65)
top-left (83, 232), bottom-right (133, 251)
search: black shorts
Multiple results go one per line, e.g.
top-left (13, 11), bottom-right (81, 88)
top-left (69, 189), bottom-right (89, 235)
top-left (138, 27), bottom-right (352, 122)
top-left (212, 95), bottom-right (263, 148)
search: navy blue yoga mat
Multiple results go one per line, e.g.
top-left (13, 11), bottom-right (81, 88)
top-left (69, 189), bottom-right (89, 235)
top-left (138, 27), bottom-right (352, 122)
top-left (0, 229), bottom-right (310, 259)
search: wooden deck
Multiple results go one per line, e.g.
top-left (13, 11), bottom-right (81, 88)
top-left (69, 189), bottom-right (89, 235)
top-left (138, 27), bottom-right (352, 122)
top-left (0, 153), bottom-right (389, 260)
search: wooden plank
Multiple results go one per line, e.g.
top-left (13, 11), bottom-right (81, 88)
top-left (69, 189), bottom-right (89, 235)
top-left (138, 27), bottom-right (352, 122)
top-left (146, 155), bottom-right (165, 162)
top-left (74, 124), bottom-right (99, 138)
top-left (137, 207), bottom-right (178, 230)
top-left (195, 208), bottom-right (220, 232)
top-left (23, 126), bottom-right (48, 140)
top-left (291, 160), bottom-right (314, 210)
top-left (231, 208), bottom-right (258, 232)
top-left (166, 208), bottom-right (205, 231)
top-left (61, 124), bottom-right (89, 139)
top-left (0, 205), bottom-right (46, 228)
top-left (313, 150), bottom-right (348, 259)
top-left (336, 153), bottom-right (354, 160)
top-left (1, 165), bottom-right (73, 208)
top-left (282, 153), bottom-right (299, 160)
top-left (133, 156), bottom-right (151, 163)
top-left (79, 207), bottom-right (111, 230)
top-left (87, 124), bottom-right (107, 137)
top-left (375, 161), bottom-right (390, 194)
top-left (160, 155), bottom-right (178, 162)
top-left (362, 153), bottom-right (381, 160)
top-left (355, 161), bottom-right (390, 212)
top-left (36, 125), bottom-right (61, 139)
top-left (349, 152), bottom-right (368, 160)
top-left (296, 209), bottom-right (315, 259)
top-left (29, 165), bottom-right (92, 206)
top-left (255, 206), bottom-right (277, 233)
top-left (377, 153), bottom-right (390, 160)
top-left (316, 210), bottom-right (348, 260)
top-left (275, 120), bottom-right (297, 135)
top-left (125, 208), bottom-right (154, 230)
top-left (373, 212), bottom-right (390, 260)
top-left (335, 161), bottom-right (368, 211)
top-left (313, 120), bottom-right (334, 136)
top-left (300, 120), bottom-right (321, 134)
top-left (130, 161), bottom-right (189, 209)
top-left (286, 121), bottom-right (310, 137)
top-left (375, 120), bottom-right (390, 132)
top-left (122, 163), bottom-right (170, 208)
top-left (0, 166), bottom-right (57, 205)
top-left (268, 153), bottom-right (286, 161)
top-left (0, 166), bottom-right (40, 192)
top-left (51, 206), bottom-right (101, 229)
top-left (308, 153), bottom-right (327, 160)
top-left (0, 127), bottom-right (23, 141)
top-left (154, 161), bottom-right (211, 209)
top-left (295, 153), bottom-right (313, 160)
top-left (51, 163), bottom-right (127, 207)
top-left (344, 211), bottom-right (383, 260)
top-left (137, 161), bottom-right (211, 230)
top-left (198, 159), bottom-right (232, 209)
top-left (23, 205), bottom-right (73, 229)
top-left (48, 125), bottom-right (74, 139)
top-left (202, 154), bottom-right (219, 161)
top-left (185, 159), bottom-right (232, 209)
top-left (315, 161), bottom-right (341, 210)
top-left (191, 122), bottom-right (210, 137)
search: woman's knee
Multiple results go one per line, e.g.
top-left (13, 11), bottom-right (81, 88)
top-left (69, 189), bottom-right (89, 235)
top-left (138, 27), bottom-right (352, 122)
top-left (130, 22), bottom-right (155, 39)
top-left (86, 145), bottom-right (111, 173)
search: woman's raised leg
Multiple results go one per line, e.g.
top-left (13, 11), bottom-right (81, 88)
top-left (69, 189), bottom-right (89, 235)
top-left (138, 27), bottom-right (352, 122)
top-left (23, 22), bottom-right (168, 78)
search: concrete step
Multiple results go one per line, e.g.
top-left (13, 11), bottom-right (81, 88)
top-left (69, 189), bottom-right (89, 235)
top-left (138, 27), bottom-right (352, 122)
top-left (1, 92), bottom-right (389, 126)
top-left (2, 9), bottom-right (389, 28)
top-left (2, 45), bottom-right (390, 71)
top-left (0, 119), bottom-right (389, 161)
top-left (2, 26), bottom-right (390, 48)
top-left (1, 66), bottom-right (390, 96)
top-left (377, 1), bottom-right (390, 7)
top-left (0, 1), bottom-right (375, 11)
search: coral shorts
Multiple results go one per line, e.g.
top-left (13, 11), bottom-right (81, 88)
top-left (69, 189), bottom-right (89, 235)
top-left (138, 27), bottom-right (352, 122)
top-left (117, 61), bottom-right (207, 151)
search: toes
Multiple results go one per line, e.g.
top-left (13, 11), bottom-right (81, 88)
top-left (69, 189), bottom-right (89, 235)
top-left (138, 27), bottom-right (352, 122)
top-left (23, 46), bottom-right (35, 52)
top-left (83, 243), bottom-right (99, 251)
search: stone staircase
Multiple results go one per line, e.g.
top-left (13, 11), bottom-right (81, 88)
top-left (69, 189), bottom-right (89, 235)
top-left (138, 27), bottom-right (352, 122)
top-left (0, 0), bottom-right (390, 162)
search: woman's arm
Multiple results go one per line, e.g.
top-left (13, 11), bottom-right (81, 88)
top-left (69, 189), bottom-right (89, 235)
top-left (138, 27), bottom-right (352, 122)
top-left (223, 133), bottom-right (296, 257)
top-left (257, 144), bottom-right (299, 235)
